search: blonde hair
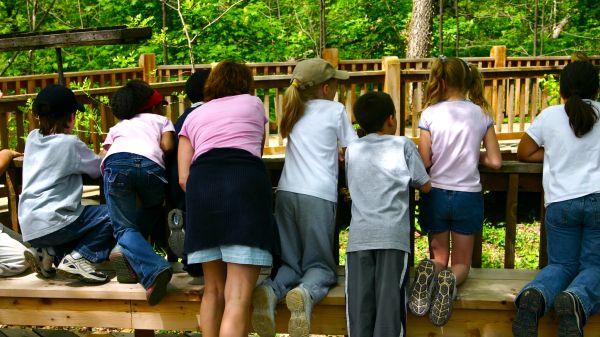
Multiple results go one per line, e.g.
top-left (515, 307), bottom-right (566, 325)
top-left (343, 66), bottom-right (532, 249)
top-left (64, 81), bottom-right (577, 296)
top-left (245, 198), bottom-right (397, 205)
top-left (425, 57), bottom-right (492, 116)
top-left (280, 78), bottom-right (335, 139)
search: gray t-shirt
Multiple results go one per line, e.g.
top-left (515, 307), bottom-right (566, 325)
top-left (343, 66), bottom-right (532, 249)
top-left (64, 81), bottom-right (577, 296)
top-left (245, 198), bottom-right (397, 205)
top-left (345, 134), bottom-right (429, 253)
top-left (18, 129), bottom-right (102, 242)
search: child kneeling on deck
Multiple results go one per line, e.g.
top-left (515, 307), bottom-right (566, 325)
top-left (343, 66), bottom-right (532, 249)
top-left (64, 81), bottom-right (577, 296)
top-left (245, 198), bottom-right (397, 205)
top-left (103, 80), bottom-right (175, 305)
top-left (19, 84), bottom-right (114, 284)
top-left (345, 92), bottom-right (431, 337)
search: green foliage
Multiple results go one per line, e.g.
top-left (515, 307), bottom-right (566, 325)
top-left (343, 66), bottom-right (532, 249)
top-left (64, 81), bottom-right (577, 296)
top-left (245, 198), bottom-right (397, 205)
top-left (1, 0), bottom-right (600, 75)
top-left (540, 74), bottom-right (561, 106)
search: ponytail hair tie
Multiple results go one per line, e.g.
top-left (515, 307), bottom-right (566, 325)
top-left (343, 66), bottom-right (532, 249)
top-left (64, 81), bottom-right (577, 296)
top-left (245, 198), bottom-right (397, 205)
top-left (291, 80), bottom-right (299, 88)
top-left (438, 55), bottom-right (448, 63)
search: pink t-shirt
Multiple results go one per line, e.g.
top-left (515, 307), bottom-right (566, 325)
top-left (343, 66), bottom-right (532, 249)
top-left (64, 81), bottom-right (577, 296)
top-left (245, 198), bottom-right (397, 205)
top-left (179, 94), bottom-right (266, 161)
top-left (418, 100), bottom-right (493, 192)
top-left (103, 113), bottom-right (175, 168)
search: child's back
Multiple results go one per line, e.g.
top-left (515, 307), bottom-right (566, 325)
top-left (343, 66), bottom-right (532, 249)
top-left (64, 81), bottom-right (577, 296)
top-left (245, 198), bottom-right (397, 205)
top-left (278, 98), bottom-right (355, 202)
top-left (346, 134), bottom-right (429, 253)
top-left (419, 100), bottom-right (492, 191)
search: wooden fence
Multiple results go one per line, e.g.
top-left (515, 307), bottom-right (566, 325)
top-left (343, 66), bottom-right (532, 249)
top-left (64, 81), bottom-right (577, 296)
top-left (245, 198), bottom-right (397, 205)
top-left (2, 46), bottom-right (599, 154)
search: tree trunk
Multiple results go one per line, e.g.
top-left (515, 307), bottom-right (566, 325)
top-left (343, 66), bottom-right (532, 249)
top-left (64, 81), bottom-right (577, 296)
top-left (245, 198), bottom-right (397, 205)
top-left (406, 0), bottom-right (435, 58)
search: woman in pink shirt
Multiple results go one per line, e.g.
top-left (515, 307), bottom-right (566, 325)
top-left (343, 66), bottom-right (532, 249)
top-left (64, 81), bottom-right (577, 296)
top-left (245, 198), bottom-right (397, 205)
top-left (178, 61), bottom-right (277, 337)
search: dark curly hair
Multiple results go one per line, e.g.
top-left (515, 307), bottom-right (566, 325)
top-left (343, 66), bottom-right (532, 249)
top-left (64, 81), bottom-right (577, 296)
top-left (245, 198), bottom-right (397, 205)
top-left (110, 80), bottom-right (155, 120)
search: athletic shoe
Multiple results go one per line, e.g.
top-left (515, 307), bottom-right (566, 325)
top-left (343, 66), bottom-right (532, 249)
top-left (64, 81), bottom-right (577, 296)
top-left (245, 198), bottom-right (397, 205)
top-left (512, 288), bottom-right (545, 337)
top-left (555, 291), bottom-right (585, 337)
top-left (146, 268), bottom-right (173, 305)
top-left (251, 284), bottom-right (278, 337)
top-left (24, 247), bottom-right (56, 278)
top-left (408, 259), bottom-right (436, 316)
top-left (167, 208), bottom-right (185, 258)
top-left (429, 269), bottom-right (457, 326)
top-left (286, 285), bottom-right (312, 337)
top-left (57, 254), bottom-right (109, 283)
top-left (109, 245), bottom-right (138, 284)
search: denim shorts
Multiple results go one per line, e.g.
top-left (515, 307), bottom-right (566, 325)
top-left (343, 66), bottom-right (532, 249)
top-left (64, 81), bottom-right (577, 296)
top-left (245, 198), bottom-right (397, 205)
top-left (419, 187), bottom-right (484, 235)
top-left (187, 245), bottom-right (272, 267)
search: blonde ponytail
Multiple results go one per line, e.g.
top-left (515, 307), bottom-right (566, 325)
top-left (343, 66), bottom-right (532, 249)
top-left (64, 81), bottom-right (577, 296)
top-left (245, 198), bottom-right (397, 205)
top-left (280, 80), bottom-right (326, 139)
top-left (424, 58), bottom-right (446, 108)
top-left (280, 83), bottom-right (305, 139)
top-left (467, 64), bottom-right (492, 116)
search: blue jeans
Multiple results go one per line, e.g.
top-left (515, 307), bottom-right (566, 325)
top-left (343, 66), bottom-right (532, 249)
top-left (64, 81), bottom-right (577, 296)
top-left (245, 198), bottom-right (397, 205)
top-left (517, 193), bottom-right (600, 320)
top-left (103, 153), bottom-right (170, 289)
top-left (419, 188), bottom-right (484, 235)
top-left (28, 205), bottom-right (114, 264)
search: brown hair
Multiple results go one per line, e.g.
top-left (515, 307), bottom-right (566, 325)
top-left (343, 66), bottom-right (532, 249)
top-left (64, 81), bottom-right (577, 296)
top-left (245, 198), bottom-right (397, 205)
top-left (36, 114), bottom-right (72, 136)
top-left (204, 61), bottom-right (254, 101)
top-left (425, 57), bottom-right (492, 115)
top-left (280, 78), bottom-right (336, 139)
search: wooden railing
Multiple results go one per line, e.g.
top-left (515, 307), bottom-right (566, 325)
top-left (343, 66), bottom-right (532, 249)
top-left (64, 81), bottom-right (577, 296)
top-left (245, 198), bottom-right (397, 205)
top-left (2, 47), bottom-right (599, 154)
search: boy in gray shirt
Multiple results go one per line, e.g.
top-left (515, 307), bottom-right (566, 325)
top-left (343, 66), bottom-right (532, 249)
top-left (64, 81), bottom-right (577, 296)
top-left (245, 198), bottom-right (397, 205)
top-left (345, 92), bottom-right (431, 337)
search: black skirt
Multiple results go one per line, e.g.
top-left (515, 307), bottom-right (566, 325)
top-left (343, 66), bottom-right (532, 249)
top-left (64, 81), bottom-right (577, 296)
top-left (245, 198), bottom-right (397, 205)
top-left (184, 148), bottom-right (278, 256)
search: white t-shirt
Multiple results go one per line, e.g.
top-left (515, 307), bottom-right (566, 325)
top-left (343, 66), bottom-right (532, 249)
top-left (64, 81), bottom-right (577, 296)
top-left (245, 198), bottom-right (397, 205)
top-left (345, 134), bottom-right (430, 253)
top-left (277, 99), bottom-right (358, 202)
top-left (418, 100), bottom-right (493, 192)
top-left (526, 100), bottom-right (600, 206)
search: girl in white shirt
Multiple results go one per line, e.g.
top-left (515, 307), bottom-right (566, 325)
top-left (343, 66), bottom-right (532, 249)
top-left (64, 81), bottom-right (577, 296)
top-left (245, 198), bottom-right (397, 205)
top-left (410, 56), bottom-right (501, 326)
top-left (251, 58), bottom-right (357, 337)
top-left (513, 61), bottom-right (600, 337)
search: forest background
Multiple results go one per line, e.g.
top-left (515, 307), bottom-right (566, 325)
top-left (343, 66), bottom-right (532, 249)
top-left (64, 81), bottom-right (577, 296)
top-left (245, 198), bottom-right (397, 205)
top-left (1, 0), bottom-right (600, 77)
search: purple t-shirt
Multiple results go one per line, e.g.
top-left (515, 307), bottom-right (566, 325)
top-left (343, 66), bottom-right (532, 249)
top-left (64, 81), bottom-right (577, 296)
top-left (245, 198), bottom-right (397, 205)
top-left (418, 100), bottom-right (493, 192)
top-left (179, 94), bottom-right (267, 161)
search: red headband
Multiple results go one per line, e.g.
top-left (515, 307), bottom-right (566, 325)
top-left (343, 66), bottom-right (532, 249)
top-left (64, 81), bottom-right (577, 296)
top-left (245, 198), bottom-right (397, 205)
top-left (137, 90), bottom-right (165, 112)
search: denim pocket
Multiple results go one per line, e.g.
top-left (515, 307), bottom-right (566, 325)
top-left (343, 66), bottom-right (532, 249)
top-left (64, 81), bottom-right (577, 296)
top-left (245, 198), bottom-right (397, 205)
top-left (106, 167), bottom-right (131, 198)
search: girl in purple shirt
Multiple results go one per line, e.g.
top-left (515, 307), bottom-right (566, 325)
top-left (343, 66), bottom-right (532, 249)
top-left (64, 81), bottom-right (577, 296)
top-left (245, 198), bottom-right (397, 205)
top-left (409, 57), bottom-right (502, 326)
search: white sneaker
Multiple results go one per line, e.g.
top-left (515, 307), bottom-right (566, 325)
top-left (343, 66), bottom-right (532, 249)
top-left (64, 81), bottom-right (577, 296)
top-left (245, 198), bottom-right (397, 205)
top-left (286, 285), bottom-right (313, 337)
top-left (57, 253), bottom-right (108, 283)
top-left (252, 284), bottom-right (277, 337)
top-left (24, 247), bottom-right (56, 278)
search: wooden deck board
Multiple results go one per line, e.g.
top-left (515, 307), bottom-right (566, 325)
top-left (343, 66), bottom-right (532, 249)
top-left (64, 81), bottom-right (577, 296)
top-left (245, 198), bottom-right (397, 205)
top-left (2, 268), bottom-right (600, 336)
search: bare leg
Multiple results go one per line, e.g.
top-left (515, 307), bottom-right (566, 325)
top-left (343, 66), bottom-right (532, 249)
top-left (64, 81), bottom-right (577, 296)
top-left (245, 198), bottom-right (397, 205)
top-left (220, 263), bottom-right (261, 337)
top-left (449, 231), bottom-right (475, 285)
top-left (429, 230), bottom-right (450, 273)
top-left (200, 260), bottom-right (227, 337)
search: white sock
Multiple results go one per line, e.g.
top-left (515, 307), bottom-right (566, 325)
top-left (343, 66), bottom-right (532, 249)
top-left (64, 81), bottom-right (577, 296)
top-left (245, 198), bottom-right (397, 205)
top-left (71, 251), bottom-right (82, 259)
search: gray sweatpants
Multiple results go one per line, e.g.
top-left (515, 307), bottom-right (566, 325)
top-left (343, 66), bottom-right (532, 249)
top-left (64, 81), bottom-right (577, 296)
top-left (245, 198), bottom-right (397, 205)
top-left (265, 191), bottom-right (338, 304)
top-left (345, 249), bottom-right (409, 337)
top-left (0, 224), bottom-right (28, 277)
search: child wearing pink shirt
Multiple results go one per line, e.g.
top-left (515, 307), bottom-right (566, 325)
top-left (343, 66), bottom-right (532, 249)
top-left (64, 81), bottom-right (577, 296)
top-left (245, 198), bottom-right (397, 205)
top-left (103, 80), bottom-right (175, 305)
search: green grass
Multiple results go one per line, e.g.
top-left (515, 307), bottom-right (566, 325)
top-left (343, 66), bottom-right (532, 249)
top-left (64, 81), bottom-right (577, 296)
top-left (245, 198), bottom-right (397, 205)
top-left (338, 221), bottom-right (541, 270)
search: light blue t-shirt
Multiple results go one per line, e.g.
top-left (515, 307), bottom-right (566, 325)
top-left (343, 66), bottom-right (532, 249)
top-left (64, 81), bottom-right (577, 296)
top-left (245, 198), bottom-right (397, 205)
top-left (18, 130), bottom-right (102, 242)
top-left (345, 134), bottom-right (429, 253)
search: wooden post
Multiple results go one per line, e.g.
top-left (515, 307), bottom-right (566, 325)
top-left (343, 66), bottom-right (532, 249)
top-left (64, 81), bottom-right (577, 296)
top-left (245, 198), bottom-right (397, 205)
top-left (491, 45), bottom-right (507, 68)
top-left (139, 53), bottom-right (157, 83)
top-left (504, 174), bottom-right (518, 269)
top-left (382, 56), bottom-right (402, 135)
top-left (322, 48), bottom-right (339, 68)
top-left (491, 46), bottom-right (506, 131)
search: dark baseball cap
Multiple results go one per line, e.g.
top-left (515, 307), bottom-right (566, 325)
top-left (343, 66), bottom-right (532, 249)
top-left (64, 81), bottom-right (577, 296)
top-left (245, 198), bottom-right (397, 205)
top-left (34, 84), bottom-right (85, 117)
